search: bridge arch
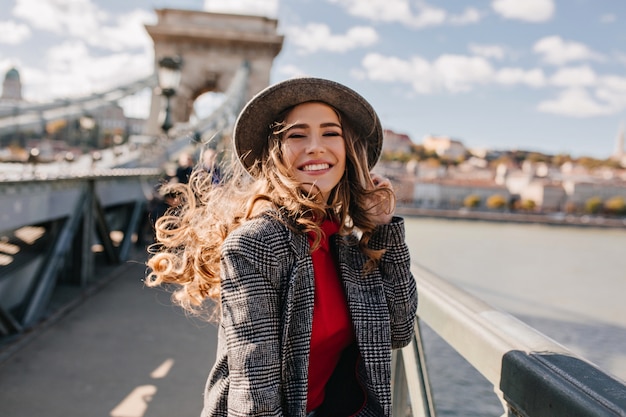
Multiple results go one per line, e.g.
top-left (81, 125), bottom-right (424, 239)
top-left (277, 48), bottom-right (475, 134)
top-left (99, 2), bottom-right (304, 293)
top-left (144, 8), bottom-right (284, 135)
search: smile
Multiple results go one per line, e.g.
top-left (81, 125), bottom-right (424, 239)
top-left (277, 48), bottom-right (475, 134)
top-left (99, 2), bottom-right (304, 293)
top-left (300, 163), bottom-right (331, 172)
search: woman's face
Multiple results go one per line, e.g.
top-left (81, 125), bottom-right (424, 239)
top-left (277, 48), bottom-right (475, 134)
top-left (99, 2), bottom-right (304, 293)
top-left (282, 102), bottom-right (346, 202)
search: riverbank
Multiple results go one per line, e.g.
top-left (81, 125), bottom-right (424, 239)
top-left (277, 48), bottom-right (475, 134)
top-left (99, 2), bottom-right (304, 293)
top-left (395, 206), bottom-right (626, 229)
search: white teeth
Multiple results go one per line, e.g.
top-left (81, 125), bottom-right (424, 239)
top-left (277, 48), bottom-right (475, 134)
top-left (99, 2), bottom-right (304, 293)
top-left (301, 163), bottom-right (330, 171)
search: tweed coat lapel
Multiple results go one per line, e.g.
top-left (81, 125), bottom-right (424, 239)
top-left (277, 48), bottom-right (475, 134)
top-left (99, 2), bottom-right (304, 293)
top-left (282, 226), bottom-right (391, 416)
top-left (333, 234), bottom-right (392, 416)
top-left (280, 222), bottom-right (390, 416)
top-left (280, 228), bottom-right (315, 416)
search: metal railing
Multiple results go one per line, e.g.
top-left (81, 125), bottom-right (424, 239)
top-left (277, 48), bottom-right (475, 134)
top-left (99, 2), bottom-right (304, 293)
top-left (0, 170), bottom-right (161, 336)
top-left (0, 64), bottom-right (251, 336)
top-left (393, 262), bottom-right (626, 417)
top-left (0, 75), bottom-right (157, 135)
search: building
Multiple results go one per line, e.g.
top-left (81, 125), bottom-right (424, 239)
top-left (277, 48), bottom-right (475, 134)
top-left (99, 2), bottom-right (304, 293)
top-left (411, 178), bottom-right (510, 209)
top-left (519, 180), bottom-right (566, 211)
top-left (383, 129), bottom-right (413, 154)
top-left (422, 135), bottom-right (467, 160)
top-left (0, 67), bottom-right (27, 148)
top-left (0, 66), bottom-right (146, 151)
top-left (562, 179), bottom-right (626, 209)
top-left (1, 67), bottom-right (22, 102)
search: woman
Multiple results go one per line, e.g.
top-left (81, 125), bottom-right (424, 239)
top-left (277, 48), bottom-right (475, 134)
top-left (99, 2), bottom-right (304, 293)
top-left (147, 77), bottom-right (417, 416)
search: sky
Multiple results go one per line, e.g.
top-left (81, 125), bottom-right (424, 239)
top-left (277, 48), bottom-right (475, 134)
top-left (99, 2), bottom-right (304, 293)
top-left (1, 0), bottom-right (625, 159)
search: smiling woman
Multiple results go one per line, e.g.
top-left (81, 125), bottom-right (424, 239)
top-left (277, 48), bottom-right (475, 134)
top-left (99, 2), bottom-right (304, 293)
top-left (281, 102), bottom-right (347, 201)
top-left (145, 77), bottom-right (417, 416)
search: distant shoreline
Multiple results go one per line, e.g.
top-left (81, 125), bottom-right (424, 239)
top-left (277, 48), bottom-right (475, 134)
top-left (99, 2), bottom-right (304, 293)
top-left (395, 206), bottom-right (626, 230)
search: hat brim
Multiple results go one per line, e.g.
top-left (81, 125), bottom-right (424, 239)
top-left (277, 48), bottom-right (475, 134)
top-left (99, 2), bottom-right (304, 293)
top-left (233, 77), bottom-right (383, 175)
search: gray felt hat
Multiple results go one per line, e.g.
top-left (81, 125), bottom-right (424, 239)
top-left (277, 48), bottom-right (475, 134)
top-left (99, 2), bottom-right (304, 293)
top-left (233, 77), bottom-right (383, 175)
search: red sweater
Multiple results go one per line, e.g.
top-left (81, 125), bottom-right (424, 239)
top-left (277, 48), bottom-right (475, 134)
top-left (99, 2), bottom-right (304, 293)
top-left (306, 220), bottom-right (355, 412)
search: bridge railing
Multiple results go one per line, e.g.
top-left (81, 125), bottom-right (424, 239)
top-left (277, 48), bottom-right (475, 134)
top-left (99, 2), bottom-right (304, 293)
top-left (0, 170), bottom-right (161, 336)
top-left (0, 75), bottom-right (157, 134)
top-left (393, 262), bottom-right (626, 417)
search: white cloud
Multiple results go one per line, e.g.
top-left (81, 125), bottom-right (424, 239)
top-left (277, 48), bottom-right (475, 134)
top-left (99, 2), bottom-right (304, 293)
top-left (537, 88), bottom-right (615, 117)
top-left (285, 24), bottom-right (378, 54)
top-left (600, 14), bottom-right (616, 23)
top-left (277, 64), bottom-right (309, 79)
top-left (328, 0), bottom-right (415, 25)
top-left (596, 75), bottom-right (626, 110)
top-left (361, 53), bottom-right (421, 83)
top-left (97, 10), bottom-right (156, 51)
top-left (469, 44), bottom-right (506, 60)
top-left (12, 0), bottom-right (154, 51)
top-left (600, 75), bottom-right (626, 93)
top-left (204, 0), bottom-right (278, 17)
top-left (595, 88), bottom-right (626, 113)
top-left (433, 54), bottom-right (494, 92)
top-left (449, 8), bottom-right (483, 25)
top-left (496, 68), bottom-right (546, 88)
top-left (361, 52), bottom-right (626, 118)
top-left (549, 66), bottom-right (597, 88)
top-left (22, 40), bottom-right (152, 101)
top-left (616, 53), bottom-right (626, 67)
top-left (492, 0), bottom-right (555, 23)
top-left (0, 20), bottom-right (32, 45)
top-left (117, 88), bottom-right (152, 119)
top-left (537, 72), bottom-right (626, 117)
top-left (13, 0), bottom-right (106, 35)
top-left (534, 36), bottom-right (604, 66)
top-left (360, 52), bottom-right (494, 94)
top-left (409, 5), bottom-right (447, 28)
top-left (328, 0), bottom-right (481, 28)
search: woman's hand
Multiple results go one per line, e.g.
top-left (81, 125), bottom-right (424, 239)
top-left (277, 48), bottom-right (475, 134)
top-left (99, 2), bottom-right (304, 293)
top-left (366, 173), bottom-right (396, 225)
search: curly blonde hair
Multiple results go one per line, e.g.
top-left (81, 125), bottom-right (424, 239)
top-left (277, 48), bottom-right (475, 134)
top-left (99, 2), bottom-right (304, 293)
top-left (145, 103), bottom-right (394, 316)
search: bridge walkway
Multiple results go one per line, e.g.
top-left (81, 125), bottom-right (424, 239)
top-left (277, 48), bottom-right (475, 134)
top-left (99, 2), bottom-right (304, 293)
top-left (0, 245), bottom-right (218, 417)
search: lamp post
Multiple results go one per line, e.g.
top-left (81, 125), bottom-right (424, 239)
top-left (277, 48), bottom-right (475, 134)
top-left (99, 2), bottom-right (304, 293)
top-left (157, 56), bottom-right (182, 135)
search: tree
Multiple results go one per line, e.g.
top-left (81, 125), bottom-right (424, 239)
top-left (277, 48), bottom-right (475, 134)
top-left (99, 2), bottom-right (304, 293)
top-left (551, 153), bottom-right (572, 166)
top-left (584, 196), bottom-right (603, 214)
top-left (520, 199), bottom-right (536, 211)
top-left (463, 194), bottom-right (481, 208)
top-left (604, 196), bottom-right (626, 215)
top-left (486, 194), bottom-right (507, 210)
top-left (527, 152), bottom-right (548, 163)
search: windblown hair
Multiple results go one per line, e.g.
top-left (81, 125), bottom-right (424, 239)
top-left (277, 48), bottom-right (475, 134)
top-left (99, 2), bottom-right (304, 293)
top-left (146, 102), bottom-right (395, 316)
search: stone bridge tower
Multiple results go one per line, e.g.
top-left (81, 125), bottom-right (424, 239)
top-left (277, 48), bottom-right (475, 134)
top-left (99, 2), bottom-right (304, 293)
top-left (144, 8), bottom-right (284, 135)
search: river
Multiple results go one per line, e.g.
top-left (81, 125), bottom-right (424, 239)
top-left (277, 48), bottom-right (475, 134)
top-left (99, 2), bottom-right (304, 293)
top-left (403, 216), bottom-right (626, 416)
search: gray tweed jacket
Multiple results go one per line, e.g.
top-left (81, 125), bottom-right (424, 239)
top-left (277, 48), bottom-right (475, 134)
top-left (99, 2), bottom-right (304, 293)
top-left (201, 213), bottom-right (417, 417)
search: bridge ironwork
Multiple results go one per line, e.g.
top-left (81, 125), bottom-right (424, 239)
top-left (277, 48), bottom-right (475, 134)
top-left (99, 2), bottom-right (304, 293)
top-left (0, 75), bottom-right (157, 136)
top-left (0, 62), bottom-right (250, 333)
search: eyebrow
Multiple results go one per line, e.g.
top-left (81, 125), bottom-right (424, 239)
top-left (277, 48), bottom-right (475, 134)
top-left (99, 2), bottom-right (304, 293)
top-left (287, 122), bottom-right (342, 130)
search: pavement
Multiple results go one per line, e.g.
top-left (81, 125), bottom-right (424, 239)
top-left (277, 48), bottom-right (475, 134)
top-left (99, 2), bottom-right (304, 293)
top-left (0, 250), bottom-right (218, 417)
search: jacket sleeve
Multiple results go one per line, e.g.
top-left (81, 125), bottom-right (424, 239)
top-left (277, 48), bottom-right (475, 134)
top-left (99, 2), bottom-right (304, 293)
top-left (219, 230), bottom-right (285, 416)
top-left (368, 216), bottom-right (418, 349)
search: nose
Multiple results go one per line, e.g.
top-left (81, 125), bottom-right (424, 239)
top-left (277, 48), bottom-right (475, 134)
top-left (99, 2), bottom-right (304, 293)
top-left (305, 133), bottom-right (325, 154)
